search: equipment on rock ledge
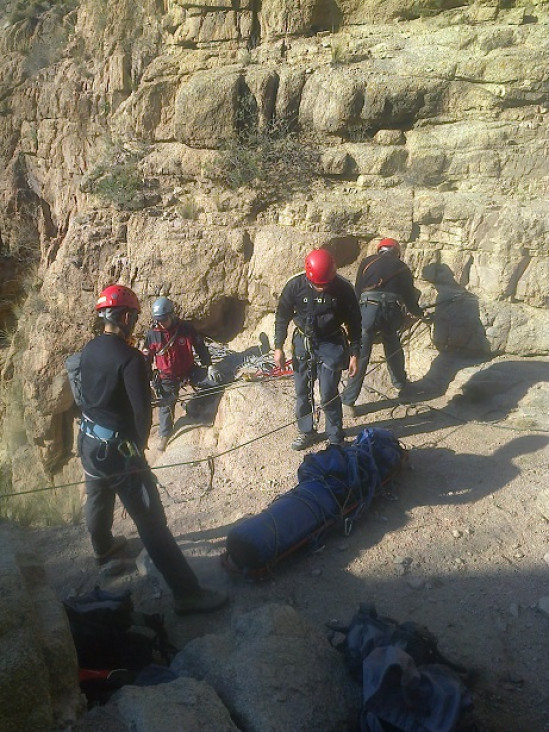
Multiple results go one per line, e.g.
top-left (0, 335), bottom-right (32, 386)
top-left (222, 428), bottom-right (404, 578)
top-left (236, 352), bottom-right (294, 381)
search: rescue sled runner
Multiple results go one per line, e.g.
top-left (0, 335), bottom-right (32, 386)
top-left (224, 428), bottom-right (404, 577)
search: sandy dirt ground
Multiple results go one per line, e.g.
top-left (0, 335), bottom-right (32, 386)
top-left (29, 352), bottom-right (549, 731)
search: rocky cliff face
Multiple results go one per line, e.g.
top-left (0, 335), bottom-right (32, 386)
top-left (0, 0), bottom-right (548, 494)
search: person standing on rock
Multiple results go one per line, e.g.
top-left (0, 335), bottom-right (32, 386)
top-left (274, 249), bottom-right (361, 450)
top-left (78, 284), bottom-right (227, 615)
top-left (142, 296), bottom-right (222, 452)
top-left (341, 238), bottom-right (427, 414)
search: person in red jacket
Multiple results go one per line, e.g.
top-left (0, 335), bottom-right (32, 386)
top-left (143, 297), bottom-right (221, 452)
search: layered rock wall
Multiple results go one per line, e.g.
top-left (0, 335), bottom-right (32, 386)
top-left (0, 0), bottom-right (548, 490)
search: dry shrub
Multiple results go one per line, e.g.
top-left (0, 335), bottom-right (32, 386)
top-left (209, 96), bottom-right (320, 205)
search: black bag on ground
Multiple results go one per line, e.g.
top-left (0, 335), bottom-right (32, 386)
top-left (360, 645), bottom-right (476, 732)
top-left (63, 587), bottom-right (176, 671)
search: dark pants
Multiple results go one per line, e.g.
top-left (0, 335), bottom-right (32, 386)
top-left (342, 299), bottom-right (407, 406)
top-left (156, 367), bottom-right (209, 437)
top-left (78, 432), bottom-right (199, 596)
top-left (292, 331), bottom-right (346, 443)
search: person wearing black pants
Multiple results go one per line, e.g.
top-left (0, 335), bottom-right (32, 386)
top-left (291, 329), bottom-right (349, 443)
top-left (78, 436), bottom-right (200, 595)
top-left (78, 284), bottom-right (227, 615)
top-left (342, 238), bottom-right (426, 410)
top-left (274, 249), bottom-right (361, 450)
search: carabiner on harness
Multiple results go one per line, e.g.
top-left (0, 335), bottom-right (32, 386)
top-left (117, 440), bottom-right (140, 459)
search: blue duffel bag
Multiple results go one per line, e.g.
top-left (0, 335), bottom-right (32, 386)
top-left (224, 428), bottom-right (404, 577)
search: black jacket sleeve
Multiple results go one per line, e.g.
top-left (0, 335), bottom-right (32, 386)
top-left (192, 330), bottom-right (212, 367)
top-left (274, 277), bottom-right (298, 350)
top-left (354, 257), bottom-right (370, 296)
top-left (340, 280), bottom-right (362, 357)
top-left (399, 269), bottom-right (424, 317)
top-left (123, 350), bottom-right (152, 449)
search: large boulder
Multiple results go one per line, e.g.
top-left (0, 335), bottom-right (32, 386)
top-left (108, 677), bottom-right (239, 732)
top-left (0, 520), bottom-right (83, 731)
top-left (174, 68), bottom-right (242, 148)
top-left (172, 603), bottom-right (361, 731)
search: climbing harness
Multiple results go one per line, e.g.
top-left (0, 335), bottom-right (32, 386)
top-left (80, 416), bottom-right (120, 442)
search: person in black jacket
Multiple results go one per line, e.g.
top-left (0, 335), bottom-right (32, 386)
top-left (274, 249), bottom-right (361, 450)
top-left (341, 238), bottom-right (426, 411)
top-left (78, 284), bottom-right (227, 615)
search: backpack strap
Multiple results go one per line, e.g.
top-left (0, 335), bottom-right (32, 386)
top-left (156, 323), bottom-right (182, 357)
top-left (361, 256), bottom-right (409, 293)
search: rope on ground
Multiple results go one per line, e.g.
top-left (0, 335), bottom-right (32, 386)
top-left (3, 292), bottom-right (545, 502)
top-left (0, 413), bottom-right (303, 500)
top-left (0, 320), bottom-right (441, 502)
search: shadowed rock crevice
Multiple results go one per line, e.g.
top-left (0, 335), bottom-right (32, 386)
top-left (197, 296), bottom-right (247, 342)
top-left (326, 234), bottom-right (360, 267)
top-left (248, 0), bottom-right (262, 49)
top-left (311, 0), bottom-right (343, 34)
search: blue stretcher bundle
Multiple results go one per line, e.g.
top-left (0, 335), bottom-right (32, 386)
top-left (224, 428), bottom-right (404, 577)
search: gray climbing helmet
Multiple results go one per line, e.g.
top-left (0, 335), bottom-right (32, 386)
top-left (152, 297), bottom-right (175, 319)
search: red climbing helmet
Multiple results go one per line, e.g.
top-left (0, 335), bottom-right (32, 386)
top-left (95, 285), bottom-right (141, 312)
top-left (305, 249), bottom-right (337, 286)
top-left (377, 238), bottom-right (401, 255)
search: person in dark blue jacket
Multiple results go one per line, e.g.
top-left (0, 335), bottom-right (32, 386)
top-left (274, 249), bottom-right (361, 450)
top-left (342, 238), bottom-right (427, 412)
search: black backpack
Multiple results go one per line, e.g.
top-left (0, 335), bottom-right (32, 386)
top-left (65, 352), bottom-right (84, 409)
top-left (63, 587), bottom-right (178, 704)
top-left (329, 603), bottom-right (467, 681)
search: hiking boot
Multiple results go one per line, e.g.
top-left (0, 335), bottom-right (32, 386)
top-left (342, 403), bottom-right (357, 418)
top-left (291, 432), bottom-right (317, 451)
top-left (94, 535), bottom-right (127, 563)
top-left (328, 436), bottom-right (346, 448)
top-left (158, 436), bottom-right (169, 452)
top-left (174, 587), bottom-right (228, 615)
